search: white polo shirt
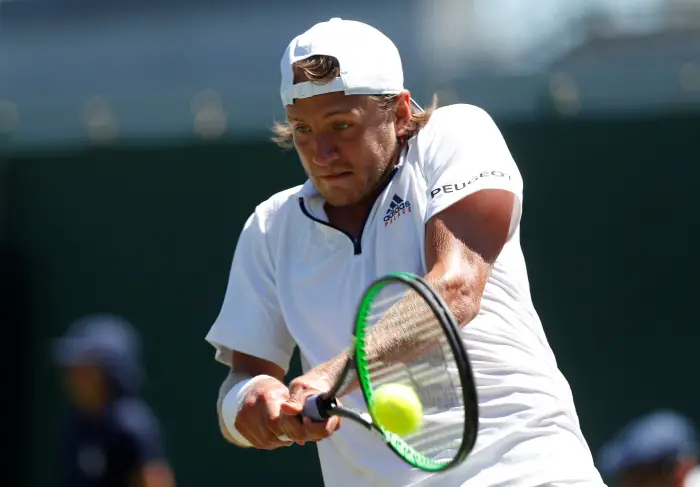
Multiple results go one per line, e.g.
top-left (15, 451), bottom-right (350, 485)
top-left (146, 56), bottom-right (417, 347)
top-left (206, 104), bottom-right (605, 487)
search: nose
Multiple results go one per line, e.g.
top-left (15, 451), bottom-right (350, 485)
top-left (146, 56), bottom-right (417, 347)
top-left (311, 133), bottom-right (339, 166)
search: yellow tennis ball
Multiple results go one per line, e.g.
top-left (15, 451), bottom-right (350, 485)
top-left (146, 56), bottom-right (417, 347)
top-left (371, 383), bottom-right (423, 436)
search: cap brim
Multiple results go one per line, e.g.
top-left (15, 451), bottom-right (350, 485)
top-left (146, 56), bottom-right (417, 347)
top-left (51, 337), bottom-right (92, 366)
top-left (599, 439), bottom-right (686, 478)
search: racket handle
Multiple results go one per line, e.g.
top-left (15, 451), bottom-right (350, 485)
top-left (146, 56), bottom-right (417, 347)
top-left (301, 394), bottom-right (336, 422)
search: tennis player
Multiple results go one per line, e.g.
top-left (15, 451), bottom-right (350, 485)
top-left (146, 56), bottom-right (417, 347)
top-left (206, 17), bottom-right (605, 487)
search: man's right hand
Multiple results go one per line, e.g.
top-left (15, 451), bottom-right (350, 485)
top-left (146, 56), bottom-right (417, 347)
top-left (233, 376), bottom-right (305, 450)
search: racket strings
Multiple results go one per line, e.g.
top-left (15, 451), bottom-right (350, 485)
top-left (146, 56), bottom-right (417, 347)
top-left (361, 282), bottom-right (466, 463)
top-left (364, 290), bottom-right (444, 362)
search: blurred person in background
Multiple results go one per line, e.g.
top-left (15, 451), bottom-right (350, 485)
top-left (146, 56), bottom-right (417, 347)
top-left (598, 410), bottom-right (700, 487)
top-left (53, 314), bottom-right (175, 487)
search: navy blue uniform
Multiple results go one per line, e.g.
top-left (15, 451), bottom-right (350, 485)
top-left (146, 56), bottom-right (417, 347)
top-left (60, 398), bottom-right (165, 487)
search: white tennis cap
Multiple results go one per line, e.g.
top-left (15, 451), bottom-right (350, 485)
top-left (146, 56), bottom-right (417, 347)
top-left (280, 18), bottom-right (407, 108)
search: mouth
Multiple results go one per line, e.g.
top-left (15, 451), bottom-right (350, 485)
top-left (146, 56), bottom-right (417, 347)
top-left (319, 172), bottom-right (352, 182)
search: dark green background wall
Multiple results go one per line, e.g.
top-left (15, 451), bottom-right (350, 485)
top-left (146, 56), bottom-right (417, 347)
top-left (6, 112), bottom-right (700, 485)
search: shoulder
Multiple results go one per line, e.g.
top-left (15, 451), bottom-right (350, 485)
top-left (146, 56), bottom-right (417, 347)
top-left (111, 398), bottom-right (167, 463)
top-left (240, 184), bottom-right (304, 245)
top-left (410, 103), bottom-right (516, 173)
top-left (111, 398), bottom-right (161, 439)
top-left (416, 103), bottom-right (501, 146)
top-left (253, 185), bottom-right (304, 220)
top-left (429, 103), bottom-right (493, 125)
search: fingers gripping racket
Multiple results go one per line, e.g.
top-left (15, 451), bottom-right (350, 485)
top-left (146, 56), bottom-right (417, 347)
top-left (301, 272), bottom-right (479, 472)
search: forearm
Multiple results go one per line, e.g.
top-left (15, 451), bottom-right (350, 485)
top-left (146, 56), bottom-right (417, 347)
top-left (306, 269), bottom-right (480, 396)
top-left (301, 348), bottom-right (353, 395)
top-left (360, 269), bottom-right (479, 365)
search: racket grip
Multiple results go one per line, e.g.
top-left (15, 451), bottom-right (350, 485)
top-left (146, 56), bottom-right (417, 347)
top-left (301, 394), bottom-right (336, 422)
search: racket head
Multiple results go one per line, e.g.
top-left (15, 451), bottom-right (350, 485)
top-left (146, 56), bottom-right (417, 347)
top-left (353, 272), bottom-right (478, 472)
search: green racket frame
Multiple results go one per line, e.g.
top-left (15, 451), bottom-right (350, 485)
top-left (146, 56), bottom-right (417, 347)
top-left (301, 272), bottom-right (479, 472)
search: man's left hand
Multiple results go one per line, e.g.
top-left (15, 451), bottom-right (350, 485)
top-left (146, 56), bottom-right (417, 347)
top-left (279, 373), bottom-right (342, 445)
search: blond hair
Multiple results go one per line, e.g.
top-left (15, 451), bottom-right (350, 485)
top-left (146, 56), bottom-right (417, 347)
top-left (271, 55), bottom-right (438, 149)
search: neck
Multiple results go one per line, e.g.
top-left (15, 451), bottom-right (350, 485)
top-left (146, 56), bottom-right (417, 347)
top-left (324, 198), bottom-right (372, 239)
top-left (75, 387), bottom-right (112, 417)
top-left (325, 143), bottom-right (404, 232)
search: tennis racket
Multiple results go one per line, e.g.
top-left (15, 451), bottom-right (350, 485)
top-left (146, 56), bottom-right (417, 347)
top-left (300, 272), bottom-right (478, 472)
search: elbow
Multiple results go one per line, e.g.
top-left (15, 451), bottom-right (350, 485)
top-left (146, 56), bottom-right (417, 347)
top-left (440, 275), bottom-right (482, 326)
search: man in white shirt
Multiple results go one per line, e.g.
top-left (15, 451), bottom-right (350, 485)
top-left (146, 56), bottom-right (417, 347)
top-left (598, 410), bottom-right (700, 487)
top-left (206, 17), bottom-right (605, 487)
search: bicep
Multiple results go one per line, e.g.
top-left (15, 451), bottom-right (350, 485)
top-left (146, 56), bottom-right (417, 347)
top-left (424, 189), bottom-right (515, 323)
top-left (421, 105), bottom-right (523, 288)
top-left (425, 188), bottom-right (515, 272)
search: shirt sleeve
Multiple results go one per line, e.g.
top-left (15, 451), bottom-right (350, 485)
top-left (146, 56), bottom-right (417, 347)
top-left (418, 104), bottom-right (524, 239)
top-left (115, 400), bottom-right (166, 468)
top-left (204, 208), bottom-right (296, 372)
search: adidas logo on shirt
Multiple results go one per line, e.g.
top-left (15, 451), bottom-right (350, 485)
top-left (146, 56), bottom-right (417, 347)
top-left (383, 194), bottom-right (411, 227)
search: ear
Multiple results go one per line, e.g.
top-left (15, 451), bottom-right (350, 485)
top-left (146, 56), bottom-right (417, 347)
top-left (394, 91), bottom-right (412, 137)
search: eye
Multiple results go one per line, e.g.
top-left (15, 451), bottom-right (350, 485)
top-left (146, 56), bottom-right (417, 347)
top-left (333, 122), bottom-right (351, 131)
top-left (294, 125), bottom-right (311, 134)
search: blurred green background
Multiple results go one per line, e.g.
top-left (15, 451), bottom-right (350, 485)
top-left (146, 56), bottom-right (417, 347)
top-left (2, 0), bottom-right (700, 485)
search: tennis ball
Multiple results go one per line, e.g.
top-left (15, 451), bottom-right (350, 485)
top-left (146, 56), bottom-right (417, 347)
top-left (371, 383), bottom-right (423, 436)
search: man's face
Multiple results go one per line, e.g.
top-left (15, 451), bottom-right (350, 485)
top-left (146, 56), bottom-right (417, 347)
top-left (286, 92), bottom-right (407, 207)
top-left (62, 363), bottom-right (107, 412)
top-left (617, 462), bottom-right (677, 487)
